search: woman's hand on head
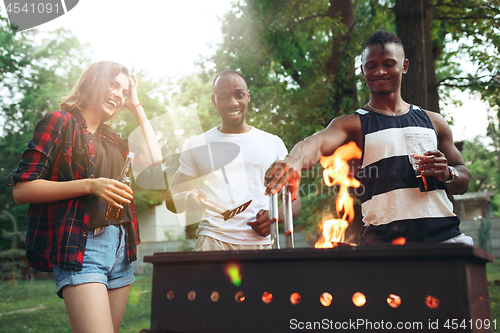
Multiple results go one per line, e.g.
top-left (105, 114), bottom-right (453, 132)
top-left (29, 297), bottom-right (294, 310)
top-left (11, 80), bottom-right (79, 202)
top-left (89, 178), bottom-right (134, 209)
top-left (124, 74), bottom-right (140, 111)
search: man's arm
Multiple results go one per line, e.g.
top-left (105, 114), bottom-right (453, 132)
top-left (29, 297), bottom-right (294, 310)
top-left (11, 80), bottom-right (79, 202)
top-left (264, 114), bottom-right (360, 200)
top-left (421, 111), bottom-right (471, 195)
top-left (165, 171), bottom-right (206, 213)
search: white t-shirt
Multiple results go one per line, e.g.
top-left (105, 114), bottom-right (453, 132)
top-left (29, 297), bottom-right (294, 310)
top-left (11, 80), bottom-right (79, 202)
top-left (178, 126), bottom-right (288, 245)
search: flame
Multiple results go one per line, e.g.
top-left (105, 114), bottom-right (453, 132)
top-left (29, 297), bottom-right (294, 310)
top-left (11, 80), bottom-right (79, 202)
top-left (425, 295), bottom-right (439, 309)
top-left (352, 292), bottom-right (366, 307)
top-left (320, 292), bottom-right (333, 307)
top-left (290, 292), bottom-right (301, 305)
top-left (387, 294), bottom-right (401, 308)
top-left (315, 142), bottom-right (361, 248)
top-left (235, 291), bottom-right (245, 303)
top-left (315, 219), bottom-right (349, 248)
top-left (392, 237), bottom-right (406, 245)
top-left (262, 292), bottom-right (273, 304)
top-left (225, 262), bottom-right (242, 287)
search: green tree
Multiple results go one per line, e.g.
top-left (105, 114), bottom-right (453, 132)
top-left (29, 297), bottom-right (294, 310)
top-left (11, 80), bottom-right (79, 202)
top-left (0, 16), bottom-right (91, 277)
top-left (180, 0), bottom-right (500, 238)
top-left (176, 0), bottom-right (381, 237)
top-left (392, 0), bottom-right (500, 112)
top-left (210, 0), bottom-right (364, 146)
top-left (462, 138), bottom-right (498, 192)
top-left (461, 136), bottom-right (500, 217)
top-left (1, 18), bottom-right (179, 230)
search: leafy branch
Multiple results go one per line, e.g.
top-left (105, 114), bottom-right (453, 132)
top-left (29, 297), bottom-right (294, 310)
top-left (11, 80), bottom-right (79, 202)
top-left (436, 74), bottom-right (498, 88)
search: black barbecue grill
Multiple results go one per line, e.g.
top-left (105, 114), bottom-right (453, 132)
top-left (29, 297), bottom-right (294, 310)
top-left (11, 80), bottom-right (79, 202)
top-left (143, 243), bottom-right (493, 333)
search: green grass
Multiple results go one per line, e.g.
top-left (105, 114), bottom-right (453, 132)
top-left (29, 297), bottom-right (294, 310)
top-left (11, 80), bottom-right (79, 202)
top-left (1, 264), bottom-right (500, 332)
top-left (0, 274), bottom-right (152, 333)
top-left (487, 262), bottom-right (500, 326)
top-left (488, 262), bottom-right (500, 282)
top-left (120, 274), bottom-right (152, 333)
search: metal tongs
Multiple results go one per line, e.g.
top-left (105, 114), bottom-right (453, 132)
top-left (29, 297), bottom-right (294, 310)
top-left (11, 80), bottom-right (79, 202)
top-left (198, 196), bottom-right (252, 221)
top-left (269, 184), bottom-right (294, 249)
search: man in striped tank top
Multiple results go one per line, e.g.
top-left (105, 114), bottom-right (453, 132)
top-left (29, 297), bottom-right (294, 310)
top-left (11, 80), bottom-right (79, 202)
top-left (265, 30), bottom-right (473, 245)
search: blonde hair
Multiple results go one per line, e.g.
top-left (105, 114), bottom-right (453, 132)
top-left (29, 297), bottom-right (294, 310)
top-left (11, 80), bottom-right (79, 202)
top-left (61, 61), bottom-right (129, 112)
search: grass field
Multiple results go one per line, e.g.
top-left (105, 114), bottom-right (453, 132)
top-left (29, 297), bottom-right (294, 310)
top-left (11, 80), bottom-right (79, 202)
top-left (0, 274), bottom-right (151, 333)
top-left (488, 262), bottom-right (500, 325)
top-left (1, 263), bottom-right (500, 332)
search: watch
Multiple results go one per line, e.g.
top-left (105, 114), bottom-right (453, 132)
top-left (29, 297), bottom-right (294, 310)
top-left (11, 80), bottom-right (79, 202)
top-left (445, 166), bottom-right (459, 184)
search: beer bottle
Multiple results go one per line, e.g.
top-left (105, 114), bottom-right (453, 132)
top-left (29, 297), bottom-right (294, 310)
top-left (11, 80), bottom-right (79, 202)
top-left (104, 152), bottom-right (135, 222)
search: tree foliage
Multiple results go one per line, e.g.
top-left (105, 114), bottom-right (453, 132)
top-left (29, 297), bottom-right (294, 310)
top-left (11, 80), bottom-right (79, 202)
top-left (210, 0), bottom-right (365, 148)
top-left (462, 138), bottom-right (498, 192)
top-left (175, 0), bottom-right (374, 234)
top-left (430, 0), bottom-right (500, 109)
top-left (0, 15), bottom-right (175, 270)
top-left (0, 17), bottom-right (93, 276)
top-left (171, 0), bottom-right (500, 237)
top-left (2, 1), bottom-right (499, 247)
top-left (0, 20), bottom-right (92, 271)
top-left (461, 136), bottom-right (500, 217)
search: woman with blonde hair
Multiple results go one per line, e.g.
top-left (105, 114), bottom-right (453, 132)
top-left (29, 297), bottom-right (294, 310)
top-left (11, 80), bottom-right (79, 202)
top-left (6, 61), bottom-right (162, 333)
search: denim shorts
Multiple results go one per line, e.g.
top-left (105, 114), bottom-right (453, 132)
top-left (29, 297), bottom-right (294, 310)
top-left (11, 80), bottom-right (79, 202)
top-left (53, 224), bottom-right (135, 299)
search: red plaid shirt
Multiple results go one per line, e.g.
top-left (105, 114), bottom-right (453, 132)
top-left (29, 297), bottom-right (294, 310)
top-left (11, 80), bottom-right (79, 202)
top-left (6, 110), bottom-right (140, 272)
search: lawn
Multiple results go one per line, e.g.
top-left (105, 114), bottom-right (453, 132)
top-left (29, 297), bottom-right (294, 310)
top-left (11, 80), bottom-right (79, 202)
top-left (0, 274), bottom-right (152, 333)
top-left (488, 262), bottom-right (500, 325)
top-left (1, 263), bottom-right (500, 332)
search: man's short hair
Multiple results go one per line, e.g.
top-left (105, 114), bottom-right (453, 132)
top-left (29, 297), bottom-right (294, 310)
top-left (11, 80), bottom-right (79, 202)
top-left (363, 30), bottom-right (404, 56)
top-left (212, 70), bottom-right (247, 92)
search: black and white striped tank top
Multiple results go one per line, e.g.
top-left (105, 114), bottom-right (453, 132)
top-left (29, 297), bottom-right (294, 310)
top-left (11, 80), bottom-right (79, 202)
top-left (354, 105), bottom-right (461, 244)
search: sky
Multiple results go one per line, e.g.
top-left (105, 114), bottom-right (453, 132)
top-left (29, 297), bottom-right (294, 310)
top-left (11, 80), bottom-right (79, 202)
top-left (35, 0), bottom-right (234, 79)
top-left (442, 93), bottom-right (489, 143)
top-left (0, 0), bottom-right (490, 142)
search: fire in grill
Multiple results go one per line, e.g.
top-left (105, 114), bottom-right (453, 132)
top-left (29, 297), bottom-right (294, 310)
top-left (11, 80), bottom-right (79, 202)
top-left (144, 243), bottom-right (493, 333)
top-left (143, 143), bottom-right (493, 332)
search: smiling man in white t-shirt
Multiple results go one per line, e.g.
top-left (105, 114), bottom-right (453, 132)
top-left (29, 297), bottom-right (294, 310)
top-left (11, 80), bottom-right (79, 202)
top-left (166, 70), bottom-right (301, 250)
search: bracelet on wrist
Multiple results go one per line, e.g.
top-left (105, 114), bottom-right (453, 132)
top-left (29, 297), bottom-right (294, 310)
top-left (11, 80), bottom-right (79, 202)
top-left (445, 166), bottom-right (459, 184)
